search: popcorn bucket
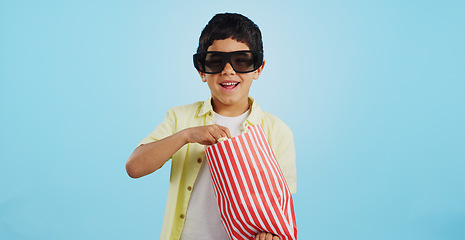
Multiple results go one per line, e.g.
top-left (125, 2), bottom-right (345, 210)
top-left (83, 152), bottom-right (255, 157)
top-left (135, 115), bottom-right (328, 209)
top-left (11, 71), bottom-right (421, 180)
top-left (205, 125), bottom-right (297, 240)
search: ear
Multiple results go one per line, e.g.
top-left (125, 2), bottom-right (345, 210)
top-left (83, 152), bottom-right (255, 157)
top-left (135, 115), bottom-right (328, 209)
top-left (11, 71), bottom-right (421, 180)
top-left (198, 70), bottom-right (207, 82)
top-left (253, 60), bottom-right (265, 80)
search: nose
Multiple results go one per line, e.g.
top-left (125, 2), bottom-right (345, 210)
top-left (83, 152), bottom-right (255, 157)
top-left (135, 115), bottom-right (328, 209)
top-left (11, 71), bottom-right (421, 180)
top-left (221, 62), bottom-right (236, 75)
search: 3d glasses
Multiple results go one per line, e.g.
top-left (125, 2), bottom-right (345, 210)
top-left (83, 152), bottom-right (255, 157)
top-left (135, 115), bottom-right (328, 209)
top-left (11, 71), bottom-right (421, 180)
top-left (193, 50), bottom-right (264, 74)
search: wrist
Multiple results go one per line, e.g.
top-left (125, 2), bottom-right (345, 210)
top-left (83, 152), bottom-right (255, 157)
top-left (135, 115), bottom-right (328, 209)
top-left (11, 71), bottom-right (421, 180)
top-left (177, 128), bottom-right (190, 145)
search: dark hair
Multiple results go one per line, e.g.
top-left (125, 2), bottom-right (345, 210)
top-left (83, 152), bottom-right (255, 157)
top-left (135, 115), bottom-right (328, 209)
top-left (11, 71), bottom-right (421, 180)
top-left (197, 13), bottom-right (263, 53)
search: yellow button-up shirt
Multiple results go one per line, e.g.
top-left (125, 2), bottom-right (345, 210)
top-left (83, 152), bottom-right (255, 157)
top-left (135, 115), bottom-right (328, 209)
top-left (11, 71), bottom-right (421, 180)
top-left (139, 97), bottom-right (297, 240)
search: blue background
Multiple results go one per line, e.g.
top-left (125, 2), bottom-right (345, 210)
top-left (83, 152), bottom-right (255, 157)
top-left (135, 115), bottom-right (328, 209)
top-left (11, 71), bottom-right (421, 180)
top-left (1, 0), bottom-right (464, 239)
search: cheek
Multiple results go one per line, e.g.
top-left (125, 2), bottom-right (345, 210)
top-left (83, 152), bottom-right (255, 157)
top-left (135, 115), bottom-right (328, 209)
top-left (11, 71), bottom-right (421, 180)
top-left (206, 76), bottom-right (219, 87)
top-left (240, 74), bottom-right (255, 85)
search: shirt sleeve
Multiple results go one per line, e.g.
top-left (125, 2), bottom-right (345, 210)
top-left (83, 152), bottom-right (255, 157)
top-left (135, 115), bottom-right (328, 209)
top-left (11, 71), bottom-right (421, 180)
top-left (138, 108), bottom-right (177, 147)
top-left (273, 124), bottom-right (297, 194)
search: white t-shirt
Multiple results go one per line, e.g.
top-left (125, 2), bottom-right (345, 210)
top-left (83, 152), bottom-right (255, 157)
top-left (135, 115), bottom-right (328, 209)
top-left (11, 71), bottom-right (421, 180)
top-left (180, 110), bottom-right (249, 240)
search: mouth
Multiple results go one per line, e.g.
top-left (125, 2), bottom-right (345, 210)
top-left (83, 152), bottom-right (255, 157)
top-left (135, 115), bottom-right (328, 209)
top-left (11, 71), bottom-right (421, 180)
top-left (219, 82), bottom-right (240, 90)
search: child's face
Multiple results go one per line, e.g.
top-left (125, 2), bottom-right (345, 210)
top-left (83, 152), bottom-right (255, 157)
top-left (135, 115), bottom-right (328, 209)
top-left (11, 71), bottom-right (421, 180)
top-left (199, 38), bottom-right (264, 116)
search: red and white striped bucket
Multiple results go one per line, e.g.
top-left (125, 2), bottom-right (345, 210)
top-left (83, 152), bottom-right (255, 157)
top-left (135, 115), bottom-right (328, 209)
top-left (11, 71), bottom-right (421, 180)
top-left (205, 124), bottom-right (297, 240)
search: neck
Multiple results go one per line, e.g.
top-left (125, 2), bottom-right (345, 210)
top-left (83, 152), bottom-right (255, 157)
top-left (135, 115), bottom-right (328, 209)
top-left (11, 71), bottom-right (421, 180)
top-left (211, 97), bottom-right (249, 117)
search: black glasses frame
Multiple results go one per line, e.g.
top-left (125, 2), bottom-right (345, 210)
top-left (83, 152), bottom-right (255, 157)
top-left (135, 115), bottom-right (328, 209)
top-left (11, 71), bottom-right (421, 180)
top-left (193, 50), bottom-right (264, 74)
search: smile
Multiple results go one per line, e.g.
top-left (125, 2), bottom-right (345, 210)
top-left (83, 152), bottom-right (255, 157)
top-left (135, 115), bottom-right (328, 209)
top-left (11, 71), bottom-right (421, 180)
top-left (220, 82), bottom-right (239, 89)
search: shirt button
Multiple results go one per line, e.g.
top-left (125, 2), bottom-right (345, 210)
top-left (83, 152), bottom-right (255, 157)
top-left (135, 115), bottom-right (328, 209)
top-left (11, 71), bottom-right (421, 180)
top-left (197, 158), bottom-right (202, 163)
top-left (187, 186), bottom-right (192, 191)
top-left (180, 214), bottom-right (185, 219)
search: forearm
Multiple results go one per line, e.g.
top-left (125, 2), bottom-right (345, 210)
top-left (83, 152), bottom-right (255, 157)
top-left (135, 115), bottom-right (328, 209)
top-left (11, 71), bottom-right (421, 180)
top-left (126, 130), bottom-right (188, 178)
top-left (126, 124), bottom-right (230, 178)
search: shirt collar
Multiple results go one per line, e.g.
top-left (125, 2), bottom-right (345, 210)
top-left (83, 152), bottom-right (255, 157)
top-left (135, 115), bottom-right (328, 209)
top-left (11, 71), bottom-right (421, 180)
top-left (197, 97), bottom-right (214, 117)
top-left (197, 96), bottom-right (263, 125)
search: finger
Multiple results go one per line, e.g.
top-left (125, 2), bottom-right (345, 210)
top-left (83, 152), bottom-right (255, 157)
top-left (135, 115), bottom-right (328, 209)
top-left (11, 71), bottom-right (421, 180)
top-left (198, 131), bottom-right (217, 145)
top-left (211, 124), bottom-right (230, 137)
top-left (217, 125), bottom-right (232, 138)
top-left (208, 128), bottom-right (224, 142)
top-left (265, 233), bottom-right (273, 240)
top-left (205, 135), bottom-right (217, 145)
top-left (272, 236), bottom-right (280, 240)
top-left (259, 232), bottom-right (266, 240)
top-left (210, 125), bottom-right (230, 141)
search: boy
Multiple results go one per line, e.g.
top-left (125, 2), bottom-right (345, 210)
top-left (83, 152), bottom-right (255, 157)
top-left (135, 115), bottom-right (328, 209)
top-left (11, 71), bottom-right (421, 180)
top-left (126, 13), bottom-right (296, 240)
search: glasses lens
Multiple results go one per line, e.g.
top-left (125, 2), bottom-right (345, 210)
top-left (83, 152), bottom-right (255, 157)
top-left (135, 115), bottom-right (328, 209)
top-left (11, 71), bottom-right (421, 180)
top-left (205, 53), bottom-right (225, 73)
top-left (231, 52), bottom-right (255, 73)
top-left (194, 51), bottom-right (262, 74)
top-left (194, 55), bottom-right (204, 72)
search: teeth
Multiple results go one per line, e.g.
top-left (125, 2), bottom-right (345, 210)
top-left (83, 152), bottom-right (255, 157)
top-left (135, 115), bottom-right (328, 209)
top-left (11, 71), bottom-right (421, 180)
top-left (221, 82), bottom-right (237, 86)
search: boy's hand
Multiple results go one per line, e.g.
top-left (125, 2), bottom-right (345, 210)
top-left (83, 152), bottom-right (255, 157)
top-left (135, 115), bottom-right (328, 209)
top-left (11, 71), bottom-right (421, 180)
top-left (255, 232), bottom-right (280, 240)
top-left (183, 124), bottom-right (231, 145)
